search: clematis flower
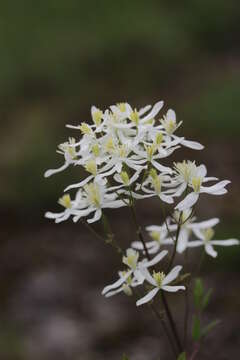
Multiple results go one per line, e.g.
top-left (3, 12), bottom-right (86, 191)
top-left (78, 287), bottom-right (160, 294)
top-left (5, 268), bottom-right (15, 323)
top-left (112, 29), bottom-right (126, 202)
top-left (136, 265), bottom-right (185, 306)
top-left (132, 223), bottom-right (173, 254)
top-left (173, 161), bottom-right (230, 211)
top-left (187, 226), bottom-right (239, 257)
top-left (102, 249), bottom-right (168, 298)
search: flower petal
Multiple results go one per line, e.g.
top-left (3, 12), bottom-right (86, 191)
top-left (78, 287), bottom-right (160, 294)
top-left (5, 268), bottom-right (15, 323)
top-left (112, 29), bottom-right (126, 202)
top-left (162, 265), bottom-right (182, 285)
top-left (175, 192), bottom-right (199, 211)
top-left (136, 287), bottom-right (159, 306)
top-left (161, 285), bottom-right (185, 292)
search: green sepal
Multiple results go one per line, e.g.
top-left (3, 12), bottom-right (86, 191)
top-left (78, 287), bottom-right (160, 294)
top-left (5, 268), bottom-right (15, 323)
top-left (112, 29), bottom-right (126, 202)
top-left (201, 319), bottom-right (221, 338)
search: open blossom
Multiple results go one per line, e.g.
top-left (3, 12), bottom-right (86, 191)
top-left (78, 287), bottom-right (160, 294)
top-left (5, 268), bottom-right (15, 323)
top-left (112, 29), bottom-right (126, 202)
top-left (136, 265), bottom-right (185, 306)
top-left (45, 178), bottom-right (128, 224)
top-left (102, 249), bottom-right (168, 298)
top-left (172, 161), bottom-right (231, 211)
top-left (132, 223), bottom-right (173, 254)
top-left (187, 224), bottom-right (239, 257)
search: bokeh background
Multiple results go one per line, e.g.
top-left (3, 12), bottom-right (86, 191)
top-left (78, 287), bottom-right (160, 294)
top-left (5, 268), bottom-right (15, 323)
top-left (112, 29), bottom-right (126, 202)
top-left (0, 1), bottom-right (240, 359)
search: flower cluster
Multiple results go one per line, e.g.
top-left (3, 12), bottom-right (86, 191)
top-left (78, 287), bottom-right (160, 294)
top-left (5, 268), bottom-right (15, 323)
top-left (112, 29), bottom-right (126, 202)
top-left (45, 100), bottom-right (239, 308)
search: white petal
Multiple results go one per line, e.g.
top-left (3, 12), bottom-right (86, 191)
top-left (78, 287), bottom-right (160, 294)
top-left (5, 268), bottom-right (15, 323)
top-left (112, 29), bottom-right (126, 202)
top-left (175, 192), bottom-right (199, 211)
top-left (87, 209), bottom-right (102, 223)
top-left (64, 175), bottom-right (94, 191)
top-left (180, 139), bottom-right (204, 150)
top-left (205, 244), bottom-right (217, 258)
top-left (102, 270), bottom-right (132, 295)
top-left (162, 265), bottom-right (182, 285)
top-left (44, 163), bottom-right (69, 178)
top-left (105, 287), bottom-right (124, 298)
top-left (141, 101), bottom-right (164, 121)
top-left (211, 239), bottom-right (239, 246)
top-left (161, 285), bottom-right (185, 292)
top-left (143, 250), bottom-right (168, 267)
top-left (151, 160), bottom-right (172, 174)
top-left (136, 288), bottom-right (159, 306)
top-left (160, 193), bottom-right (174, 204)
top-left (189, 218), bottom-right (219, 230)
top-left (187, 240), bottom-right (204, 248)
top-left (177, 228), bottom-right (189, 253)
top-left (200, 180), bottom-right (231, 194)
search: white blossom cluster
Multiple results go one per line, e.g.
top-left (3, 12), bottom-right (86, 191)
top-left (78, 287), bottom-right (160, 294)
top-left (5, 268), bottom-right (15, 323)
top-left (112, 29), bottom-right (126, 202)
top-left (45, 100), bottom-right (239, 306)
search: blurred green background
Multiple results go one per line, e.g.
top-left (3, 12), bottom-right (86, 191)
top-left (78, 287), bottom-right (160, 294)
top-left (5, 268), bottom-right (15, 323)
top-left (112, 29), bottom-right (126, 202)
top-left (0, 1), bottom-right (240, 359)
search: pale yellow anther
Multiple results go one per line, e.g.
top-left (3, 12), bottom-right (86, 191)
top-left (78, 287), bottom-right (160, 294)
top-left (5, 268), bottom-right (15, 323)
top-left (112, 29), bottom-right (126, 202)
top-left (161, 116), bottom-right (177, 134)
top-left (117, 103), bottom-right (126, 112)
top-left (130, 109), bottom-right (139, 125)
top-left (192, 176), bottom-right (202, 193)
top-left (85, 160), bottom-right (97, 176)
top-left (84, 182), bottom-right (101, 207)
top-left (145, 144), bottom-right (157, 161)
top-left (155, 132), bottom-right (163, 145)
top-left (153, 271), bottom-right (165, 288)
top-left (203, 228), bottom-right (215, 243)
top-left (58, 194), bottom-right (72, 209)
top-left (92, 109), bottom-right (102, 126)
top-left (92, 143), bottom-right (100, 157)
top-left (122, 284), bottom-right (133, 296)
top-left (58, 138), bottom-right (77, 159)
top-left (80, 122), bottom-right (92, 135)
top-left (150, 231), bottom-right (161, 243)
top-left (120, 171), bottom-right (130, 185)
top-left (122, 249), bottom-right (139, 270)
top-left (105, 137), bottom-right (115, 153)
top-left (118, 144), bottom-right (128, 158)
top-left (174, 160), bottom-right (197, 183)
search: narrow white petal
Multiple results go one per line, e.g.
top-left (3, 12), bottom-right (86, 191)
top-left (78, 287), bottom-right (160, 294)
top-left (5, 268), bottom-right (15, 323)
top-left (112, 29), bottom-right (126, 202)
top-left (162, 265), bottom-right (182, 285)
top-left (175, 192), bottom-right (199, 211)
top-left (211, 239), bottom-right (239, 246)
top-left (189, 218), bottom-right (219, 230)
top-left (105, 287), bottom-right (124, 298)
top-left (200, 180), bottom-right (231, 194)
top-left (44, 163), bottom-right (69, 178)
top-left (136, 288), bottom-right (159, 306)
top-left (143, 250), bottom-right (168, 267)
top-left (87, 209), bottom-right (102, 223)
top-left (161, 285), bottom-right (185, 292)
top-left (187, 240), bottom-right (203, 248)
top-left (102, 270), bottom-right (132, 295)
top-left (64, 175), bottom-right (94, 191)
top-left (180, 139), bottom-right (204, 150)
top-left (205, 244), bottom-right (217, 258)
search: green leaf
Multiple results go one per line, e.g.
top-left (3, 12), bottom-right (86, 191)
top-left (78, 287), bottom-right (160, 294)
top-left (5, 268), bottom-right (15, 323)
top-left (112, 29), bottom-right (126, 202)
top-left (177, 352), bottom-right (187, 360)
top-left (201, 288), bottom-right (213, 310)
top-left (192, 315), bottom-right (201, 341)
top-left (201, 319), bottom-right (221, 338)
top-left (122, 355), bottom-right (129, 360)
top-left (194, 278), bottom-right (204, 309)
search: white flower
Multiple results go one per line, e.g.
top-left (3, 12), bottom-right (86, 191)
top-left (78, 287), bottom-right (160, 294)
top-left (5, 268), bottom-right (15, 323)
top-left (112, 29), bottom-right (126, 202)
top-left (167, 209), bottom-right (220, 253)
top-left (132, 223), bottom-right (173, 254)
top-left (136, 265), bottom-right (185, 306)
top-left (173, 162), bottom-right (230, 211)
top-left (187, 225), bottom-right (239, 258)
top-left (102, 249), bottom-right (168, 298)
top-left (133, 169), bottom-right (174, 204)
top-left (44, 138), bottom-right (78, 178)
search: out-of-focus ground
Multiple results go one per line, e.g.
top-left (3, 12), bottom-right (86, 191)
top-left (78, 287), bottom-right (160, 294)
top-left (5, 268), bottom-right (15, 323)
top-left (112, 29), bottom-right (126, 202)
top-left (0, 1), bottom-right (240, 359)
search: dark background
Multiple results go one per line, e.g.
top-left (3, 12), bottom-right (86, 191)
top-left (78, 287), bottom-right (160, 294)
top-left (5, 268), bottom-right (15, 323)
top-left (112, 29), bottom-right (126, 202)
top-left (0, 1), bottom-right (239, 359)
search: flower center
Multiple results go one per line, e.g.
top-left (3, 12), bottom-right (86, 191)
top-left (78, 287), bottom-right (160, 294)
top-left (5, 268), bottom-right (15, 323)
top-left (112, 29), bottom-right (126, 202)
top-left (153, 271), bottom-right (165, 287)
